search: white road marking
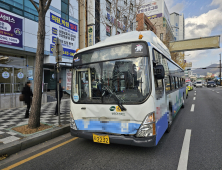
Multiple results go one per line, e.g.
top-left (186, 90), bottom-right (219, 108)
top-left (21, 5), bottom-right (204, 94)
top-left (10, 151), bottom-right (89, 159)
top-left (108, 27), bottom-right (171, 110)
top-left (177, 129), bottom-right (192, 170)
top-left (194, 93), bottom-right (196, 95)
top-left (193, 97), bottom-right (196, 100)
top-left (212, 90), bottom-right (214, 91)
top-left (195, 91), bottom-right (196, 92)
top-left (190, 104), bottom-right (195, 112)
top-left (217, 92), bottom-right (219, 93)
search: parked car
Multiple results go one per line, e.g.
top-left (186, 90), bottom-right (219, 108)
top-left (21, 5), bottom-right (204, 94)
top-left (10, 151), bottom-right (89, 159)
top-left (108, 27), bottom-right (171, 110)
top-left (186, 82), bottom-right (193, 91)
top-left (207, 81), bottom-right (216, 87)
top-left (196, 81), bottom-right (203, 88)
top-left (193, 82), bottom-right (197, 87)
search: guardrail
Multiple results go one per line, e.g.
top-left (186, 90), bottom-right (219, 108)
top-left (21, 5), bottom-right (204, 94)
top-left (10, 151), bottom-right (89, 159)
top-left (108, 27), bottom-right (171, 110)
top-left (0, 83), bottom-right (48, 110)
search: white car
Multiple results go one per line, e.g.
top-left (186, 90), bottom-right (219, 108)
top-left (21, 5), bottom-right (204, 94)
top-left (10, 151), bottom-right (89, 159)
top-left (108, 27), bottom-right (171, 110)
top-left (196, 81), bottom-right (203, 88)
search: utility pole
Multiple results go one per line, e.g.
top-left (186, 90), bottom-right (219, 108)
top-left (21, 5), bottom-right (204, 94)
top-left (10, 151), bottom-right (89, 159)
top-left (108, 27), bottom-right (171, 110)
top-left (220, 54), bottom-right (221, 86)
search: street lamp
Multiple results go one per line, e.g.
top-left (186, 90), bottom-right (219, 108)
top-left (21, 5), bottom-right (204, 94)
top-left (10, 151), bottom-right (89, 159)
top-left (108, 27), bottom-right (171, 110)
top-left (220, 54), bottom-right (221, 86)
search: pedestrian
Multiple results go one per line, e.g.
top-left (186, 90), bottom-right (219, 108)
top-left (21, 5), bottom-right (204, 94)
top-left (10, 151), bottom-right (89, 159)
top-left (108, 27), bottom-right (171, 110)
top-left (55, 78), bottom-right (64, 116)
top-left (22, 81), bottom-right (33, 118)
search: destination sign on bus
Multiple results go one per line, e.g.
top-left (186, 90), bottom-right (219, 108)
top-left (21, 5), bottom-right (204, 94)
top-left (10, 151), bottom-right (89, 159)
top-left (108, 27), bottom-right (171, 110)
top-left (73, 42), bottom-right (148, 66)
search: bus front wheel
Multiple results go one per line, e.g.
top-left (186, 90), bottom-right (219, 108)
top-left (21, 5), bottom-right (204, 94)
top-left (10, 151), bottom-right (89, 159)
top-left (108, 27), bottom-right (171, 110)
top-left (166, 110), bottom-right (172, 133)
top-left (181, 96), bottom-right (185, 108)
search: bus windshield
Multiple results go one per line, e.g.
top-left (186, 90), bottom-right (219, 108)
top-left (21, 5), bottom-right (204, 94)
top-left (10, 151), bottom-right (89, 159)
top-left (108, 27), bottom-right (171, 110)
top-left (72, 44), bottom-right (150, 104)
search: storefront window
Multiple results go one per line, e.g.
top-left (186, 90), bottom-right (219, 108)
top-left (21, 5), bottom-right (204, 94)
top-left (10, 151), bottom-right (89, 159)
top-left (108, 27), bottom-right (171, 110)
top-left (14, 67), bottom-right (27, 92)
top-left (0, 56), bottom-right (26, 67)
top-left (0, 67), bottom-right (12, 93)
top-left (0, 55), bottom-right (28, 93)
top-left (27, 56), bottom-right (35, 67)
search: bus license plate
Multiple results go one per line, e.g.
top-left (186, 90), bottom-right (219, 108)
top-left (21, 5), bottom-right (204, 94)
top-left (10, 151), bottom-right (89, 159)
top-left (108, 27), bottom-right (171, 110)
top-left (93, 134), bottom-right (110, 144)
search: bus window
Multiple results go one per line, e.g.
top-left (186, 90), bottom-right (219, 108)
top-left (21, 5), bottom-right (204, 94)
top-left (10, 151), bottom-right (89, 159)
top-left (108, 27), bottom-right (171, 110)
top-left (165, 76), bottom-right (171, 92)
top-left (170, 76), bottom-right (175, 90)
top-left (153, 50), bottom-right (159, 62)
top-left (175, 77), bottom-right (178, 89)
top-left (180, 78), bottom-right (183, 87)
top-left (155, 79), bottom-right (164, 99)
top-left (177, 77), bottom-right (180, 88)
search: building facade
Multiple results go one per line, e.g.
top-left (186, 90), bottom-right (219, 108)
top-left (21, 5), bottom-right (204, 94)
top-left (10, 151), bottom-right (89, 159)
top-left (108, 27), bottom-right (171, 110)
top-left (170, 12), bottom-right (185, 41)
top-left (79, 0), bottom-right (137, 49)
top-left (0, 0), bottom-right (79, 99)
top-left (136, 13), bottom-right (156, 34)
top-left (137, 0), bottom-right (174, 42)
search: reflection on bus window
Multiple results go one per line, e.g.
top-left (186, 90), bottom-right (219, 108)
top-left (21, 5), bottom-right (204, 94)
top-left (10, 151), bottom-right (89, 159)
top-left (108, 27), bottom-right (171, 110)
top-left (73, 57), bottom-right (150, 104)
top-left (155, 79), bottom-right (163, 99)
top-left (171, 76), bottom-right (175, 90)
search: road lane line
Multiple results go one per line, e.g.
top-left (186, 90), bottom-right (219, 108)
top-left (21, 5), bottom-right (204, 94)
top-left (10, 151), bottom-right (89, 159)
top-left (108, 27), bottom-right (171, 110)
top-left (212, 90), bottom-right (214, 91)
top-left (193, 97), bottom-right (196, 100)
top-left (194, 93), bottom-right (196, 95)
top-left (2, 137), bottom-right (79, 170)
top-left (177, 129), bottom-right (192, 170)
top-left (217, 92), bottom-right (219, 93)
top-left (190, 104), bottom-right (195, 112)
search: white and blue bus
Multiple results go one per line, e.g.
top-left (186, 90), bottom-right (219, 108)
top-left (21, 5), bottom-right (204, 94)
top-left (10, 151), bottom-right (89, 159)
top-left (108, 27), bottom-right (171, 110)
top-left (70, 31), bottom-right (186, 147)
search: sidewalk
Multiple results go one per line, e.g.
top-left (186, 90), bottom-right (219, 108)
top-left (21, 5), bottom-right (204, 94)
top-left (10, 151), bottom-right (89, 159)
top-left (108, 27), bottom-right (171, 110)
top-left (0, 99), bottom-right (70, 146)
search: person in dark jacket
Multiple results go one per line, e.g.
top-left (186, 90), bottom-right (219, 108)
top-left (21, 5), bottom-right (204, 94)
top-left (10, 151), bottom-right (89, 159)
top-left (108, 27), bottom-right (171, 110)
top-left (22, 81), bottom-right (33, 118)
top-left (55, 78), bottom-right (64, 116)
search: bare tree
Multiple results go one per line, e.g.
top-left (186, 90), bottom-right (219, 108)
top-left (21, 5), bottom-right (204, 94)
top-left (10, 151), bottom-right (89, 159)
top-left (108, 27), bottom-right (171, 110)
top-left (77, 0), bottom-right (145, 43)
top-left (162, 31), bottom-right (185, 69)
top-left (28, 0), bottom-right (52, 129)
top-left (99, 0), bottom-right (144, 37)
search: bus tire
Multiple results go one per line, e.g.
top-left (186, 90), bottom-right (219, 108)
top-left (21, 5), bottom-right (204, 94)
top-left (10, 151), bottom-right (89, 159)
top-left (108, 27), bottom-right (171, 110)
top-left (182, 95), bottom-right (185, 108)
top-left (166, 107), bottom-right (172, 133)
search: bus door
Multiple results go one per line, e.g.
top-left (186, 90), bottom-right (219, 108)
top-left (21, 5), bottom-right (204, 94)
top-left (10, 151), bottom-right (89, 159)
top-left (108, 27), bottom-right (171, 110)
top-left (75, 68), bottom-right (92, 99)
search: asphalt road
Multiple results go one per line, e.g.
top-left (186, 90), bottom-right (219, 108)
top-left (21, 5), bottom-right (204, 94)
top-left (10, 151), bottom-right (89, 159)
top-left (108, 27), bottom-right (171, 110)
top-left (1, 86), bottom-right (222, 170)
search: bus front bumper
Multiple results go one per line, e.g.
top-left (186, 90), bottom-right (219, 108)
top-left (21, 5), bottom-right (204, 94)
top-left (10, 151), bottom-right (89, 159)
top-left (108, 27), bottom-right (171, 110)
top-left (70, 129), bottom-right (156, 147)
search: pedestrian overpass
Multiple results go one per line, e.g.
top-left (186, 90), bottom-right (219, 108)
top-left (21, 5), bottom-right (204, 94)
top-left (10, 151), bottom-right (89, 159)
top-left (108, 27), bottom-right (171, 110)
top-left (169, 35), bottom-right (220, 52)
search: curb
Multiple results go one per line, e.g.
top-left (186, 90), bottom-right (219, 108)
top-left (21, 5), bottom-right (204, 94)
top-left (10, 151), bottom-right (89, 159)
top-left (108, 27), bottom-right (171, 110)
top-left (0, 124), bottom-right (70, 156)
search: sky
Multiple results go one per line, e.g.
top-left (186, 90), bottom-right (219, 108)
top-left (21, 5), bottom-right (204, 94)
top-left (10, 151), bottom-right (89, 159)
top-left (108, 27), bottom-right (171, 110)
top-left (165, 0), bottom-right (222, 68)
top-left (142, 0), bottom-right (222, 68)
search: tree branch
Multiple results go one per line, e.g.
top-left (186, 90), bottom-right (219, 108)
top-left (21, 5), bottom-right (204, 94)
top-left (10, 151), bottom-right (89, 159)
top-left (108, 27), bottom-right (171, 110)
top-left (44, 0), bottom-right (52, 13)
top-left (29, 0), bottom-right (40, 13)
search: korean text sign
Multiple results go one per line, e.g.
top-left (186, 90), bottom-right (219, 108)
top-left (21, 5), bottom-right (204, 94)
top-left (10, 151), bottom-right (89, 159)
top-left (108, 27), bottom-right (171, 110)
top-left (50, 12), bottom-right (78, 57)
top-left (0, 10), bottom-right (23, 48)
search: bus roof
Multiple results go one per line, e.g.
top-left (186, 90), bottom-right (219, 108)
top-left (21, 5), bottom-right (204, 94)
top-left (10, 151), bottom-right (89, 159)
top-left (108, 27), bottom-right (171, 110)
top-left (77, 31), bottom-right (171, 58)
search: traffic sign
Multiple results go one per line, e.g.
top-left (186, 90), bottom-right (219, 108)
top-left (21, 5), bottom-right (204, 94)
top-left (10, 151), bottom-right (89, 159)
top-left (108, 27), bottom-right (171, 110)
top-left (53, 38), bottom-right (63, 62)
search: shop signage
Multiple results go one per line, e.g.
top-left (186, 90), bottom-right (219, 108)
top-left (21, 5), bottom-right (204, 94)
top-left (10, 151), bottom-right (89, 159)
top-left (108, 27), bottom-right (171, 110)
top-left (0, 10), bottom-right (23, 48)
top-left (17, 72), bottom-right (24, 79)
top-left (147, 13), bottom-right (162, 20)
top-left (87, 0), bottom-right (95, 25)
top-left (2, 71), bottom-right (9, 79)
top-left (66, 69), bottom-right (71, 90)
top-left (50, 12), bottom-right (78, 58)
top-left (28, 69), bottom-right (33, 80)
top-left (88, 26), bottom-right (94, 46)
top-left (138, 0), bottom-right (162, 18)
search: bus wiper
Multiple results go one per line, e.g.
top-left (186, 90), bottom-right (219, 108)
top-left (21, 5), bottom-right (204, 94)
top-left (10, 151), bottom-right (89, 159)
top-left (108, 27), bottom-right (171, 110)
top-left (102, 86), bottom-right (127, 111)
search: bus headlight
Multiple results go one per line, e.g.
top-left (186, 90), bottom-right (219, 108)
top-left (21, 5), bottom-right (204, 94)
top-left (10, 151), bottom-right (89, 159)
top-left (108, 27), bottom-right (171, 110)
top-left (70, 111), bottom-right (77, 130)
top-left (136, 112), bottom-right (156, 138)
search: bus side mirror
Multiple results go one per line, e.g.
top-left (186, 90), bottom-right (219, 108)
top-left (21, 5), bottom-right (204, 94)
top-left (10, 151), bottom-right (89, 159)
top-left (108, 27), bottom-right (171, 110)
top-left (154, 65), bottom-right (165, 79)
